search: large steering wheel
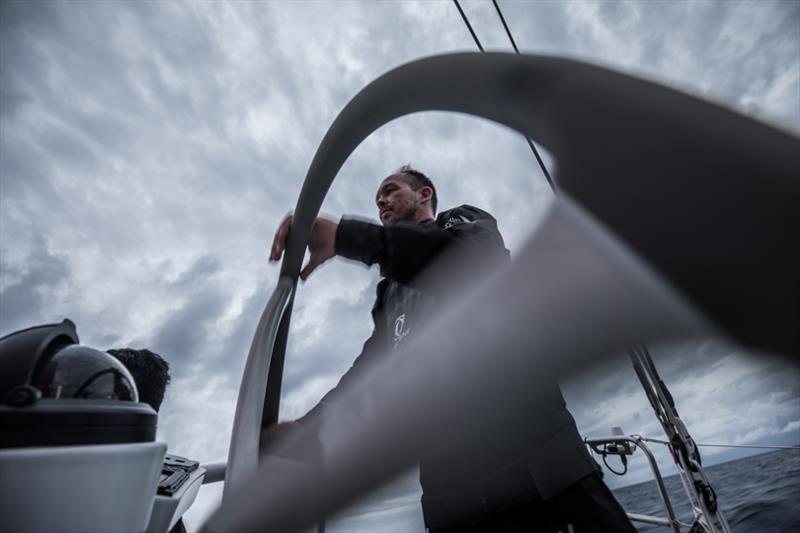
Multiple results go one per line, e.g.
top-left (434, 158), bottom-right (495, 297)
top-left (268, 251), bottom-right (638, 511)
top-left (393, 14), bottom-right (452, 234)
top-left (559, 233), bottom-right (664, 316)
top-left (207, 53), bottom-right (799, 533)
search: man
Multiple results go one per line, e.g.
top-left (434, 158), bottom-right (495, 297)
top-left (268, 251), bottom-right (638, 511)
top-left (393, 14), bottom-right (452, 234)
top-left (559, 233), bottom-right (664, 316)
top-left (107, 348), bottom-right (171, 412)
top-left (108, 347), bottom-right (188, 533)
top-left (270, 166), bottom-right (635, 532)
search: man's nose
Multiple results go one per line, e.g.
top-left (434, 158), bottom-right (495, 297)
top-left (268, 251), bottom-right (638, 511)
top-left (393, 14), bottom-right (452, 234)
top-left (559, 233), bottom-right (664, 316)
top-left (377, 196), bottom-right (387, 208)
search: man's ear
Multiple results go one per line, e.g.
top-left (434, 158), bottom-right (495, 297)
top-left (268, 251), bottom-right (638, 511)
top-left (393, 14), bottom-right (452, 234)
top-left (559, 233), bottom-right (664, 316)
top-left (419, 186), bottom-right (432, 203)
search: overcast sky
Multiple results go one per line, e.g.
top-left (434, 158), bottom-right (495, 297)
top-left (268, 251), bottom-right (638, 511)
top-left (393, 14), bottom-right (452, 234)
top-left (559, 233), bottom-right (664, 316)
top-left (1, 1), bottom-right (798, 531)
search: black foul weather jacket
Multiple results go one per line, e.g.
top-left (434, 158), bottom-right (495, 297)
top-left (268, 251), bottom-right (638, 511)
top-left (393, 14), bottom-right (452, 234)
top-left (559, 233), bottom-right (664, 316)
top-left (320, 205), bottom-right (599, 526)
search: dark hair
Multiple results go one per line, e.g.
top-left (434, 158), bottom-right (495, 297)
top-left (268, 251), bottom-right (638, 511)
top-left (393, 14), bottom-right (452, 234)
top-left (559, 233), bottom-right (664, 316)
top-left (397, 164), bottom-right (437, 214)
top-left (107, 348), bottom-right (171, 412)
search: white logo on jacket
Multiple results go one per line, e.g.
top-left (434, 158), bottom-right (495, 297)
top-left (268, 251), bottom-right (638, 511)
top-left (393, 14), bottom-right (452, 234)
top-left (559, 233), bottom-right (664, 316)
top-left (393, 313), bottom-right (410, 348)
top-left (443, 214), bottom-right (473, 230)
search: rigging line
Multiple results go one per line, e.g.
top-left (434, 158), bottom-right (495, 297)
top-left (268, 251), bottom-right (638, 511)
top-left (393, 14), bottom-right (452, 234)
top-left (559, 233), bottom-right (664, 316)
top-left (452, 0), bottom-right (556, 193)
top-left (491, 0), bottom-right (556, 192)
top-left (640, 437), bottom-right (800, 451)
top-left (491, 0), bottom-right (519, 53)
top-left (453, 0), bottom-right (484, 52)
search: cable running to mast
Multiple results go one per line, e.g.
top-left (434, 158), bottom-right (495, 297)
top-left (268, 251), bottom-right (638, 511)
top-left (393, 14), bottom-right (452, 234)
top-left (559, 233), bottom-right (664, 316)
top-left (640, 438), bottom-right (800, 451)
top-left (452, 0), bottom-right (556, 193)
top-left (491, 0), bottom-right (519, 53)
top-left (452, 0), bottom-right (484, 52)
top-left (491, 0), bottom-right (556, 191)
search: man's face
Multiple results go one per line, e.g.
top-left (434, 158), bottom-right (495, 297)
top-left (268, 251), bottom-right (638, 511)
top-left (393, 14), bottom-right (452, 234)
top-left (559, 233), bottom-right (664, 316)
top-left (375, 174), bottom-right (425, 225)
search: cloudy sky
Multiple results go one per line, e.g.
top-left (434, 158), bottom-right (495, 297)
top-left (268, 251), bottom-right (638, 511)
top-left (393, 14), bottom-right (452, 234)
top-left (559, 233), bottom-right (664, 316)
top-left (1, 0), bottom-right (798, 531)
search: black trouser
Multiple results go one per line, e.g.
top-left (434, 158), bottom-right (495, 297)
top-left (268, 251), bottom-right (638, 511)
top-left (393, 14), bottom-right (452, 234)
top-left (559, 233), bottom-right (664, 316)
top-left (426, 471), bottom-right (637, 533)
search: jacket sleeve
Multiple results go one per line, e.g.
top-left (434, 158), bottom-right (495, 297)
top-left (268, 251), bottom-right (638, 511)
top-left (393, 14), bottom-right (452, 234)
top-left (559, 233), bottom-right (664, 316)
top-left (296, 327), bottom-right (385, 427)
top-left (335, 205), bottom-right (509, 285)
top-left (298, 282), bottom-right (388, 420)
top-left (314, 324), bottom-right (383, 410)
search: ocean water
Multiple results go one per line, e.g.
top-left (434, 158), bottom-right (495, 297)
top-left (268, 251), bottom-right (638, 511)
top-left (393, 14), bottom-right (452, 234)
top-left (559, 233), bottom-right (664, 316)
top-left (613, 449), bottom-right (800, 532)
top-left (317, 449), bottom-right (800, 532)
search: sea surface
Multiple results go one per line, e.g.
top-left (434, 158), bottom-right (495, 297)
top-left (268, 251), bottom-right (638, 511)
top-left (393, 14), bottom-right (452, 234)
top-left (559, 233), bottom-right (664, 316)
top-left (613, 448), bottom-right (800, 532)
top-left (320, 449), bottom-right (800, 532)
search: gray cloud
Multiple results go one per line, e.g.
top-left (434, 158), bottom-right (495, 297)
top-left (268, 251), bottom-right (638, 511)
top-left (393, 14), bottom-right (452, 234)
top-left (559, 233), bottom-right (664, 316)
top-left (2, 1), bottom-right (798, 531)
top-left (0, 238), bottom-right (70, 333)
top-left (149, 286), bottom-right (228, 368)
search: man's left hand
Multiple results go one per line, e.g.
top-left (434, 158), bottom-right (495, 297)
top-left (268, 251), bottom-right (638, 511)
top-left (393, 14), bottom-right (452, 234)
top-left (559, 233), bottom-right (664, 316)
top-left (270, 213), bottom-right (338, 280)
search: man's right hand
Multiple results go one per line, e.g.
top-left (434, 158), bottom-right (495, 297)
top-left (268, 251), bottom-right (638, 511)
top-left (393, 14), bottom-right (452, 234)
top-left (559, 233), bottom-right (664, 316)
top-left (270, 213), bottom-right (339, 281)
top-left (260, 421), bottom-right (324, 464)
top-left (260, 421), bottom-right (300, 450)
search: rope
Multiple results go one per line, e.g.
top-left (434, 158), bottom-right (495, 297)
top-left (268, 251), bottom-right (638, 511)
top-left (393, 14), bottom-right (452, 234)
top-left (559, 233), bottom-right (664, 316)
top-left (452, 0), bottom-right (557, 193)
top-left (640, 436), bottom-right (800, 451)
top-left (602, 453), bottom-right (628, 475)
top-left (490, 0), bottom-right (556, 192)
top-left (492, 0), bottom-right (519, 53)
top-left (452, 0), bottom-right (483, 52)
top-left (598, 443), bottom-right (629, 475)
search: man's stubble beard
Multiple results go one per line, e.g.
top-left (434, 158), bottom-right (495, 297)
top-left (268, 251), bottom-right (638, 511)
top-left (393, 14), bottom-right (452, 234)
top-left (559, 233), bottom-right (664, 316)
top-left (394, 200), bottom-right (423, 225)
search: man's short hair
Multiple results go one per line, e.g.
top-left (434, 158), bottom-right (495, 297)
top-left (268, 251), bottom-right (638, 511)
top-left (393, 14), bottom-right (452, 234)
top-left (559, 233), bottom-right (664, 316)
top-left (397, 164), bottom-right (438, 214)
top-left (107, 348), bottom-right (171, 412)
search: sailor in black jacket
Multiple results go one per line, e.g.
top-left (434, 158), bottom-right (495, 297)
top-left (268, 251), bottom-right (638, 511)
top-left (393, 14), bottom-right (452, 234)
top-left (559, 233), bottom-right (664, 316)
top-left (269, 166), bottom-right (635, 532)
